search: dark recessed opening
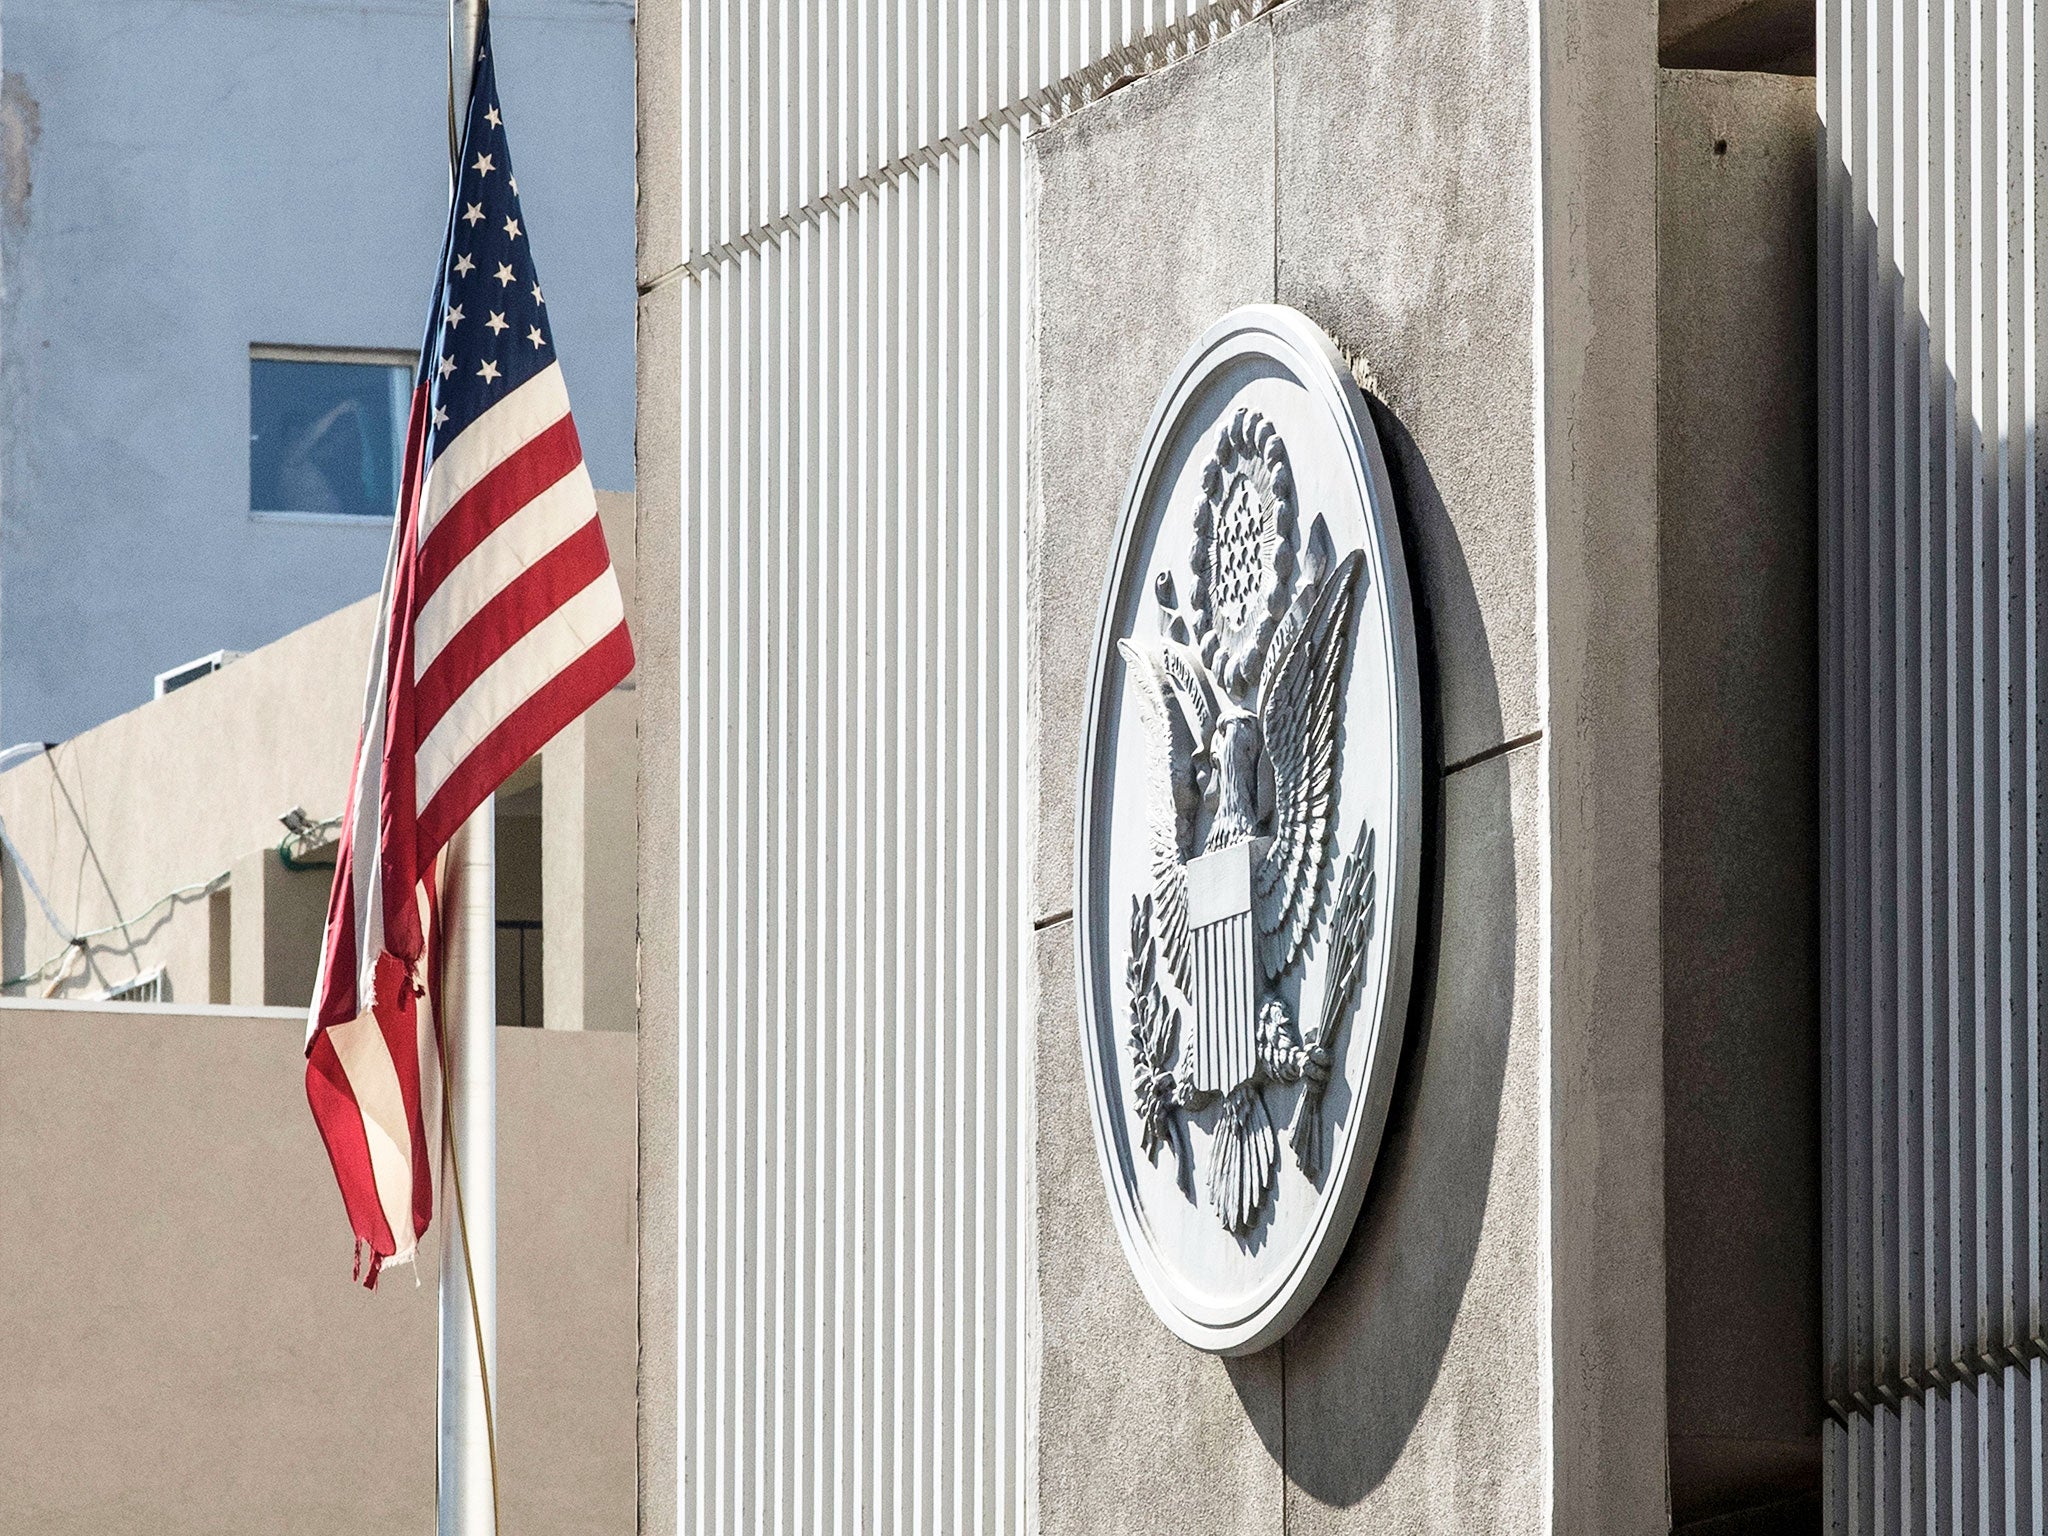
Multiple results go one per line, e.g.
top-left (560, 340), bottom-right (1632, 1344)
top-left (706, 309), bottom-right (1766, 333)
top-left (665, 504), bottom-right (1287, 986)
top-left (1662, 0), bottom-right (1818, 74)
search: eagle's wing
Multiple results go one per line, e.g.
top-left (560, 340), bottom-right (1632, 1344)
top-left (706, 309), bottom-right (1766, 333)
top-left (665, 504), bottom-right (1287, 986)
top-left (1118, 637), bottom-right (1197, 1001)
top-left (1254, 545), bottom-right (1365, 981)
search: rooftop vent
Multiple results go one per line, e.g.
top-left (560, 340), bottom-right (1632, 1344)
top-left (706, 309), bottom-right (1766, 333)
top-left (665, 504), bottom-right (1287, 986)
top-left (153, 650), bottom-right (244, 699)
top-left (95, 967), bottom-right (165, 1004)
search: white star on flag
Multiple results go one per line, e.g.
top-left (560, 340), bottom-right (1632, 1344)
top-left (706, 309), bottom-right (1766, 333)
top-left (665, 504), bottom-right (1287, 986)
top-left (494, 263), bottom-right (516, 287)
top-left (462, 202), bottom-right (484, 226)
top-left (477, 358), bottom-right (500, 382)
top-left (485, 311), bottom-right (508, 335)
top-left (472, 152), bottom-right (495, 177)
top-left (454, 253), bottom-right (475, 277)
top-left (527, 325), bottom-right (545, 349)
top-left (445, 304), bottom-right (465, 329)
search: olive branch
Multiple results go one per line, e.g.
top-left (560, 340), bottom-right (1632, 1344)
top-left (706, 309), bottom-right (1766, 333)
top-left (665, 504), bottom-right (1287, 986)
top-left (1127, 893), bottom-right (1192, 1197)
top-left (1290, 822), bottom-right (1377, 1183)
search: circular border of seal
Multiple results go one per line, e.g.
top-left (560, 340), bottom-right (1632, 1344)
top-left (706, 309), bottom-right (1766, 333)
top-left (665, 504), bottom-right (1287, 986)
top-left (1072, 304), bottom-right (1423, 1356)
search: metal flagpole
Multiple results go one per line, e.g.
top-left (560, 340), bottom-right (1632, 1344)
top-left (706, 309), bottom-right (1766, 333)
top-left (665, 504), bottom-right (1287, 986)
top-left (439, 6), bottom-right (496, 1535)
top-left (448, 0), bottom-right (484, 167)
top-left (438, 810), bottom-right (497, 1534)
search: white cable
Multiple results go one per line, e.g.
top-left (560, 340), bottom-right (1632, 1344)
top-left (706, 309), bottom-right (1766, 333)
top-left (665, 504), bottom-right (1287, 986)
top-left (0, 742), bottom-right (50, 773)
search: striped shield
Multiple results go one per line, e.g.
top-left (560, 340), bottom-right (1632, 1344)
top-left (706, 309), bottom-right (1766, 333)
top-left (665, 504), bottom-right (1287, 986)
top-left (1182, 838), bottom-right (1269, 1096)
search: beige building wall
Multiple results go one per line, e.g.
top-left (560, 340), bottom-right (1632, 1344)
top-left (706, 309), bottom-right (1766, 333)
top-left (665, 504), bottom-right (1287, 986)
top-left (0, 492), bottom-right (638, 1029)
top-left (0, 593), bottom-right (374, 1004)
top-left (0, 1000), bottom-right (635, 1533)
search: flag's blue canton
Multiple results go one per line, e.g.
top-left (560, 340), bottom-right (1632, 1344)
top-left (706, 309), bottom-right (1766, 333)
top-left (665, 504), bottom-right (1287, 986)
top-left (424, 40), bottom-right (556, 460)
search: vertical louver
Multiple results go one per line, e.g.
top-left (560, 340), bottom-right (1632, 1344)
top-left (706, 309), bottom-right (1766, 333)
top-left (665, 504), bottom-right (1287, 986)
top-left (648, 4), bottom-right (1278, 1528)
top-left (1821, 0), bottom-right (2048, 1522)
top-left (674, 1), bottom-right (1276, 263)
top-left (671, 146), bottom-right (1030, 1529)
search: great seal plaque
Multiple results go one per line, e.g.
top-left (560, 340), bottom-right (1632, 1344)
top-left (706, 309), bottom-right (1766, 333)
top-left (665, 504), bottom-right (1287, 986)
top-left (1075, 305), bottom-right (1421, 1354)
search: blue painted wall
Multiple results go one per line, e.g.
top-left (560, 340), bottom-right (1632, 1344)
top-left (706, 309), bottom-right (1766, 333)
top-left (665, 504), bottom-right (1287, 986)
top-left (0, 0), bottom-right (635, 743)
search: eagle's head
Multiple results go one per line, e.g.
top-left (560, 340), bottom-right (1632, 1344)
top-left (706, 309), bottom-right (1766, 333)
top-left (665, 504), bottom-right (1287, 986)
top-left (1200, 710), bottom-right (1267, 852)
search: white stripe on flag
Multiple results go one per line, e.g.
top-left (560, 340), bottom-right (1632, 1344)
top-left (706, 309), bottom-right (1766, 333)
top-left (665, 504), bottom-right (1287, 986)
top-left (416, 362), bottom-right (571, 544)
top-left (413, 459), bottom-right (597, 675)
top-left (326, 1008), bottom-right (418, 1262)
top-left (412, 569), bottom-right (626, 809)
top-left (309, 505), bottom-right (407, 1046)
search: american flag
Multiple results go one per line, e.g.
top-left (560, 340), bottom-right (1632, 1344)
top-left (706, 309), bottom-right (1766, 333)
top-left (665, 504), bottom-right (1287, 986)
top-left (304, 13), bottom-right (633, 1286)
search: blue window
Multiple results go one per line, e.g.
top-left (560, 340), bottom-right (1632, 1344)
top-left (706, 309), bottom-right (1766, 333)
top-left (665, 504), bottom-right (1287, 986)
top-left (249, 345), bottom-right (412, 519)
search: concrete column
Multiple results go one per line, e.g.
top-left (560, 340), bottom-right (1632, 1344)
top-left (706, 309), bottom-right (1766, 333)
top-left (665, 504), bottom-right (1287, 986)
top-left (1531, 0), bottom-right (1667, 1530)
top-left (541, 688), bottom-right (637, 1032)
top-left (228, 846), bottom-right (331, 1010)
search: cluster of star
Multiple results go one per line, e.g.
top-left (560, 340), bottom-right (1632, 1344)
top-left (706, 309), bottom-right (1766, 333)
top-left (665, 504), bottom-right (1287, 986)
top-left (427, 90), bottom-right (558, 439)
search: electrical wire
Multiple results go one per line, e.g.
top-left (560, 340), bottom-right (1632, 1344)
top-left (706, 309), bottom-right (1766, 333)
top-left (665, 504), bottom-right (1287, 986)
top-left (0, 747), bottom-right (339, 991)
top-left (0, 869), bottom-right (230, 990)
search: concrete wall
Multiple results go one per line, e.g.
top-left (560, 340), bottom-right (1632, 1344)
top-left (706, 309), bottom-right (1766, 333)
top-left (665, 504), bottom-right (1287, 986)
top-left (1657, 70), bottom-right (1821, 1532)
top-left (631, 299), bottom-right (681, 1536)
top-left (0, 493), bottom-right (637, 1027)
top-left (0, 1000), bottom-right (634, 1534)
top-left (1029, 4), bottom-right (1561, 1530)
top-left (0, 0), bottom-right (636, 744)
top-left (1029, 0), bottom-right (1708, 1531)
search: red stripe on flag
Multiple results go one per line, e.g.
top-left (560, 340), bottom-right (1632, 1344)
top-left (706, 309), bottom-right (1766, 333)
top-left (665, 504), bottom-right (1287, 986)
top-left (309, 718), bottom-right (374, 1034)
top-left (411, 514), bottom-right (615, 742)
top-left (416, 620), bottom-right (634, 855)
top-left (311, 859), bottom-right (359, 1035)
top-left (305, 1028), bottom-right (399, 1281)
top-left (415, 412), bottom-right (584, 604)
top-left (416, 869), bottom-right (444, 1238)
top-left (376, 384), bottom-right (436, 972)
top-left (370, 951), bottom-right (432, 1250)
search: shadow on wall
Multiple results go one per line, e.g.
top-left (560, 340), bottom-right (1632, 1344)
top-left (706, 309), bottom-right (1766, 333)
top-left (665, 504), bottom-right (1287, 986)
top-left (0, 850), bottom-right (23, 987)
top-left (1661, 0), bottom-right (1817, 74)
top-left (1657, 71), bottom-right (1821, 1529)
top-left (1808, 136), bottom-right (2043, 1527)
top-left (1224, 393), bottom-right (1519, 1505)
